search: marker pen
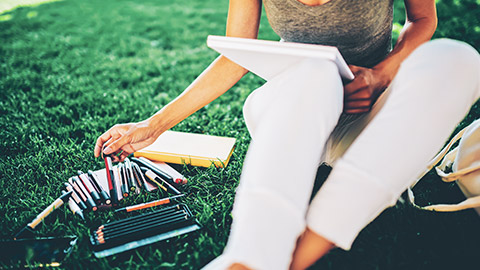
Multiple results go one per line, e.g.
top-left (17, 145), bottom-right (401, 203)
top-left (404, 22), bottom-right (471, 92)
top-left (119, 163), bottom-right (129, 198)
top-left (145, 170), bottom-right (181, 195)
top-left (132, 163), bottom-right (152, 192)
top-left (143, 169), bottom-right (168, 192)
top-left (87, 170), bottom-right (111, 205)
top-left (64, 181), bottom-right (87, 210)
top-left (130, 163), bottom-right (143, 190)
top-left (124, 158), bottom-right (137, 193)
top-left (104, 155), bottom-right (118, 206)
top-left (67, 178), bottom-right (94, 210)
top-left (13, 191), bottom-right (72, 240)
top-left (77, 170), bottom-right (101, 204)
top-left (62, 190), bottom-right (84, 220)
top-left (131, 157), bottom-right (177, 184)
top-left (72, 176), bottom-right (97, 211)
top-left (138, 156), bottom-right (187, 185)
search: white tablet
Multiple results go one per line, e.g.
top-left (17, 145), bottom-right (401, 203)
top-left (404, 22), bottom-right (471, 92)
top-left (207, 35), bottom-right (354, 81)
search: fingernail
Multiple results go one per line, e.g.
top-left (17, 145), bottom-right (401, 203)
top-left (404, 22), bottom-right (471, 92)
top-left (103, 147), bottom-right (112, 154)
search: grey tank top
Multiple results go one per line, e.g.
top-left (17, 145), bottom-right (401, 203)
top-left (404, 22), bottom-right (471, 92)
top-left (263, 0), bottom-right (394, 67)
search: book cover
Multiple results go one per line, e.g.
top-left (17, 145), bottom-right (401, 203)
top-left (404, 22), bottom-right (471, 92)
top-left (133, 130), bottom-right (236, 168)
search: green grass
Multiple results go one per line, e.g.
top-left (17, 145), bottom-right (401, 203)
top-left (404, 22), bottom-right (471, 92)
top-left (1, 0), bottom-right (479, 269)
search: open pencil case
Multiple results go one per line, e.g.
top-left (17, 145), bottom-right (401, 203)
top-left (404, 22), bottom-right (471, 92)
top-left (89, 203), bottom-right (201, 258)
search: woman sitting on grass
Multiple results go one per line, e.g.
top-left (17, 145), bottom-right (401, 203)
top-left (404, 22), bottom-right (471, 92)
top-left (94, 0), bottom-right (480, 269)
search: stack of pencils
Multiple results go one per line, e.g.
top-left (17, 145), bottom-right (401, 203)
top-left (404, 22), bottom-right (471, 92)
top-left (90, 204), bottom-right (200, 256)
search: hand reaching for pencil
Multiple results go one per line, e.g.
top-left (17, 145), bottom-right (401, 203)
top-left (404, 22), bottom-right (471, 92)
top-left (94, 120), bottom-right (160, 162)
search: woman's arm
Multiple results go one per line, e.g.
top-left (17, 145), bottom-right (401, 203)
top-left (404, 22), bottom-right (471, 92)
top-left (343, 0), bottom-right (437, 114)
top-left (94, 0), bottom-right (262, 161)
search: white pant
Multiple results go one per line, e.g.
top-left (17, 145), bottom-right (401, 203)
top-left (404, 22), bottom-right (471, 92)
top-left (203, 39), bottom-right (480, 270)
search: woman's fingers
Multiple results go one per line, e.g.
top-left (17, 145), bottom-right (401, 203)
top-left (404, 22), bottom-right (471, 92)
top-left (94, 124), bottom-right (128, 157)
top-left (344, 106), bottom-right (371, 114)
top-left (94, 121), bottom-right (157, 161)
top-left (94, 130), bottom-right (115, 157)
top-left (118, 152), bottom-right (130, 162)
top-left (344, 87), bottom-right (375, 113)
top-left (104, 133), bottom-right (131, 155)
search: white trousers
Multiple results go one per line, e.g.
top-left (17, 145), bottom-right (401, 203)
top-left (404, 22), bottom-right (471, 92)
top-left (203, 39), bottom-right (480, 270)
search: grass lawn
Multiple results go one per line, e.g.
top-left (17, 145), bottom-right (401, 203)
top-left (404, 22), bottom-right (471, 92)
top-left (1, 0), bottom-right (480, 269)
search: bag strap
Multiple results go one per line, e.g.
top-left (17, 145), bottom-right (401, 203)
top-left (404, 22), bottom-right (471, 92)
top-left (408, 125), bottom-right (480, 212)
top-left (435, 158), bottom-right (480, 182)
top-left (410, 125), bottom-right (467, 188)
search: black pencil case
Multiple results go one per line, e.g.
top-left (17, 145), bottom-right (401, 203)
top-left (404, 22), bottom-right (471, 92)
top-left (89, 204), bottom-right (201, 258)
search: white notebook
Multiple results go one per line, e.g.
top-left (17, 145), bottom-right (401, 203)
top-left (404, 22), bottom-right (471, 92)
top-left (207, 35), bottom-right (354, 81)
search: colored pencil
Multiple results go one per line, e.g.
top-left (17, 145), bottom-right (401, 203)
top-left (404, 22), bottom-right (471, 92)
top-left (96, 214), bottom-right (188, 244)
top-left (97, 204), bottom-right (181, 231)
top-left (97, 210), bottom-right (186, 237)
top-left (115, 194), bottom-right (185, 213)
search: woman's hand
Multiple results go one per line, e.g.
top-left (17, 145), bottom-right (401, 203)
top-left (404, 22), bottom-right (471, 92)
top-left (343, 65), bottom-right (391, 114)
top-left (94, 120), bottom-right (159, 162)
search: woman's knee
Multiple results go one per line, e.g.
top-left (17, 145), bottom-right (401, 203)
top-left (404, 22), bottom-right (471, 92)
top-left (402, 39), bottom-right (480, 80)
top-left (292, 59), bottom-right (343, 101)
top-left (395, 39), bottom-right (480, 101)
top-left (243, 59), bottom-right (344, 136)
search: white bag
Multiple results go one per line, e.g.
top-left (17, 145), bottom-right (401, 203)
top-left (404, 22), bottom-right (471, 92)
top-left (409, 119), bottom-right (480, 215)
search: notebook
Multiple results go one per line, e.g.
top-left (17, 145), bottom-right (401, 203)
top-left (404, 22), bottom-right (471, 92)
top-left (207, 35), bottom-right (354, 81)
top-left (133, 130), bottom-right (236, 168)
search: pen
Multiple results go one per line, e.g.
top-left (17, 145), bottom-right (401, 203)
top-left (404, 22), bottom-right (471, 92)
top-left (72, 176), bottom-right (97, 211)
top-left (13, 191), bottom-right (72, 240)
top-left (115, 194), bottom-right (185, 213)
top-left (64, 181), bottom-right (87, 210)
top-left (145, 170), bottom-right (181, 195)
top-left (124, 158), bottom-right (137, 193)
top-left (143, 169), bottom-right (167, 192)
top-left (67, 178), bottom-right (91, 210)
top-left (132, 163), bottom-right (153, 192)
top-left (137, 156), bottom-right (187, 185)
top-left (119, 163), bottom-right (129, 198)
top-left (131, 157), bottom-right (177, 184)
top-left (62, 190), bottom-right (85, 221)
top-left (131, 162), bottom-right (143, 190)
top-left (87, 170), bottom-right (111, 205)
top-left (77, 170), bottom-right (101, 204)
top-left (104, 155), bottom-right (119, 206)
